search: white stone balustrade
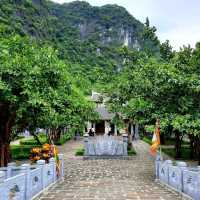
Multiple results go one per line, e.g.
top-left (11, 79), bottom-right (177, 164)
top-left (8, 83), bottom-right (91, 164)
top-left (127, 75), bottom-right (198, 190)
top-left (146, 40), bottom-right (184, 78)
top-left (0, 154), bottom-right (64, 200)
top-left (155, 156), bottom-right (200, 200)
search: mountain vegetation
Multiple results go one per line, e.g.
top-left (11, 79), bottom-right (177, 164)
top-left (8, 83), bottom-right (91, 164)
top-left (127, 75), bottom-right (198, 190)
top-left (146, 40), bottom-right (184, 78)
top-left (0, 0), bottom-right (200, 166)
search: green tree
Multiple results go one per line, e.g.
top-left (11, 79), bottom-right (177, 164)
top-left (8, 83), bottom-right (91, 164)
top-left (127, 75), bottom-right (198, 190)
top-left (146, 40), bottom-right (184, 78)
top-left (160, 40), bottom-right (174, 61)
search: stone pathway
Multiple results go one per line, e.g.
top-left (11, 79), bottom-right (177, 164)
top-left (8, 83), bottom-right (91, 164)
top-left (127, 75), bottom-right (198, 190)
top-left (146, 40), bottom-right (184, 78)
top-left (36, 139), bottom-right (189, 200)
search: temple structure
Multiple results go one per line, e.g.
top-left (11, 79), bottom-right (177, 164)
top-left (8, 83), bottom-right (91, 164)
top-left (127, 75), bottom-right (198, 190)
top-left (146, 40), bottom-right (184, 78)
top-left (87, 91), bottom-right (139, 139)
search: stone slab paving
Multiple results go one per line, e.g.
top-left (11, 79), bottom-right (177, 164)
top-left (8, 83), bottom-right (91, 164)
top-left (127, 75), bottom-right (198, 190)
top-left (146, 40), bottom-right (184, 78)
top-left (36, 139), bottom-right (190, 200)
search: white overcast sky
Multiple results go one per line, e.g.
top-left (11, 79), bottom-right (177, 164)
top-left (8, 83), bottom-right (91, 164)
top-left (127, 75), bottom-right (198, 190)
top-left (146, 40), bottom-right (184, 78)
top-left (51, 0), bottom-right (200, 50)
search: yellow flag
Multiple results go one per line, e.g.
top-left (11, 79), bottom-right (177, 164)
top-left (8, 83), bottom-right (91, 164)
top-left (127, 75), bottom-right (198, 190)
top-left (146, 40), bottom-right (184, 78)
top-left (150, 119), bottom-right (160, 156)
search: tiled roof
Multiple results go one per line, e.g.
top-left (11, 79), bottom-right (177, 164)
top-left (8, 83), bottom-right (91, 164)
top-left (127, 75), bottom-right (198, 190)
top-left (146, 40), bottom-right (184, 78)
top-left (95, 106), bottom-right (115, 120)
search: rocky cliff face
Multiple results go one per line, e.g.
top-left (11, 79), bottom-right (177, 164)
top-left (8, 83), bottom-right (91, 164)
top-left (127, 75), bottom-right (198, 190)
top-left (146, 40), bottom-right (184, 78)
top-left (50, 1), bottom-right (144, 49)
top-left (0, 0), bottom-right (159, 54)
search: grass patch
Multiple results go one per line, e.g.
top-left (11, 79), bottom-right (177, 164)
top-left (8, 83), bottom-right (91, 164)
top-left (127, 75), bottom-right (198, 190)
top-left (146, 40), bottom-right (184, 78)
top-left (164, 138), bottom-right (189, 146)
top-left (128, 148), bottom-right (136, 156)
top-left (75, 148), bottom-right (85, 156)
top-left (142, 136), bottom-right (152, 145)
top-left (162, 147), bottom-right (192, 160)
top-left (20, 132), bottom-right (75, 146)
top-left (20, 134), bottom-right (47, 145)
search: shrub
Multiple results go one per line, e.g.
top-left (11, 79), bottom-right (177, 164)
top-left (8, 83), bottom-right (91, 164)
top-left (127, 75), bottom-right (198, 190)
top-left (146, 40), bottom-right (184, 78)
top-left (142, 136), bottom-right (152, 145)
top-left (75, 148), bottom-right (85, 156)
top-left (20, 134), bottom-right (47, 145)
top-left (11, 145), bottom-right (41, 160)
top-left (55, 132), bottom-right (74, 145)
top-left (128, 149), bottom-right (136, 156)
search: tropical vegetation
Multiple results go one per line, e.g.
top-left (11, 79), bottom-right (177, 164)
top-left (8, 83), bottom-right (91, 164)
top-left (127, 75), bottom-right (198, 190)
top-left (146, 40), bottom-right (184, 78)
top-left (0, 0), bottom-right (200, 166)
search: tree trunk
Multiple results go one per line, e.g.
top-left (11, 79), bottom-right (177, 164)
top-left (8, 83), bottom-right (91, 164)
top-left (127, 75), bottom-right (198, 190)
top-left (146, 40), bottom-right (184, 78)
top-left (160, 134), bottom-right (165, 145)
top-left (189, 134), bottom-right (195, 159)
top-left (174, 130), bottom-right (182, 159)
top-left (195, 137), bottom-right (200, 165)
top-left (0, 103), bottom-right (16, 167)
top-left (30, 131), bottom-right (42, 145)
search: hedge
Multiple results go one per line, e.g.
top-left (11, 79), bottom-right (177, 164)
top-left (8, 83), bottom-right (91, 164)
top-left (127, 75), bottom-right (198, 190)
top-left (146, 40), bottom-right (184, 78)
top-left (11, 145), bottom-right (41, 160)
top-left (20, 131), bottom-right (75, 146)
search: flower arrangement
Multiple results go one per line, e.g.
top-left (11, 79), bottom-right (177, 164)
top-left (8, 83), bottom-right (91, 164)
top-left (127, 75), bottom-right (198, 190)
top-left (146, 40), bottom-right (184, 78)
top-left (30, 143), bottom-right (58, 163)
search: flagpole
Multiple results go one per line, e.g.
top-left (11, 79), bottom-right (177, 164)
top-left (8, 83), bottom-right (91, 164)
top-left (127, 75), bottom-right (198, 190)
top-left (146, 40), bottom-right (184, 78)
top-left (159, 145), bottom-right (162, 160)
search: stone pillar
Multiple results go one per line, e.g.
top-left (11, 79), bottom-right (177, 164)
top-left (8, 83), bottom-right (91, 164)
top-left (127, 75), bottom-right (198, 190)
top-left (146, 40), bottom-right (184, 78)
top-left (49, 157), bottom-right (57, 181)
top-left (130, 124), bottom-right (134, 140)
top-left (177, 161), bottom-right (187, 192)
top-left (84, 134), bottom-right (89, 156)
top-left (87, 121), bottom-right (92, 132)
top-left (21, 163), bottom-right (31, 200)
top-left (114, 124), bottom-right (117, 136)
top-left (165, 160), bottom-right (173, 184)
top-left (123, 134), bottom-right (128, 156)
top-left (134, 123), bottom-right (139, 140)
top-left (37, 160), bottom-right (46, 189)
top-left (6, 162), bottom-right (16, 178)
top-left (58, 154), bottom-right (64, 179)
top-left (198, 168), bottom-right (200, 197)
top-left (105, 121), bottom-right (110, 134)
top-left (0, 171), bottom-right (6, 200)
top-left (92, 123), bottom-right (96, 133)
top-left (155, 152), bottom-right (163, 180)
top-left (0, 171), bottom-right (5, 182)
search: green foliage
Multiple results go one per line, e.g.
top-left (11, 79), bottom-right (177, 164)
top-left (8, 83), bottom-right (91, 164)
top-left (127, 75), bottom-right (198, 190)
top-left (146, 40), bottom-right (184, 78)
top-left (145, 125), bottom-right (154, 133)
top-left (162, 147), bottom-right (192, 160)
top-left (11, 145), bottom-right (41, 160)
top-left (142, 136), bottom-right (152, 145)
top-left (0, 0), bottom-right (161, 92)
top-left (160, 40), bottom-right (174, 61)
top-left (75, 148), bottom-right (85, 156)
top-left (1, 0), bottom-right (200, 163)
top-left (20, 135), bottom-right (47, 146)
top-left (55, 132), bottom-right (75, 145)
top-left (128, 149), bottom-right (136, 156)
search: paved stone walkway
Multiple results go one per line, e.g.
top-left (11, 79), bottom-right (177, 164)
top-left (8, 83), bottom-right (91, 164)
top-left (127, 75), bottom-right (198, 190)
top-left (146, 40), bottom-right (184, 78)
top-left (36, 139), bottom-right (189, 200)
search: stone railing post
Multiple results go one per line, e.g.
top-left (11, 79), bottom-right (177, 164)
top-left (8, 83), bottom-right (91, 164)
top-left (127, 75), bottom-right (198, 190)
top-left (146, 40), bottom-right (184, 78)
top-left (84, 134), bottom-right (89, 156)
top-left (49, 157), bottom-right (57, 182)
top-left (58, 154), bottom-right (64, 179)
top-left (6, 162), bottom-right (16, 178)
top-left (21, 163), bottom-right (31, 200)
top-left (0, 171), bottom-right (6, 200)
top-left (159, 160), bottom-right (172, 184)
top-left (177, 161), bottom-right (187, 192)
top-left (166, 160), bottom-right (173, 184)
top-left (0, 171), bottom-right (5, 182)
top-left (123, 134), bottom-right (128, 156)
top-left (155, 152), bottom-right (162, 180)
top-left (37, 160), bottom-right (46, 189)
top-left (198, 169), bottom-right (200, 199)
